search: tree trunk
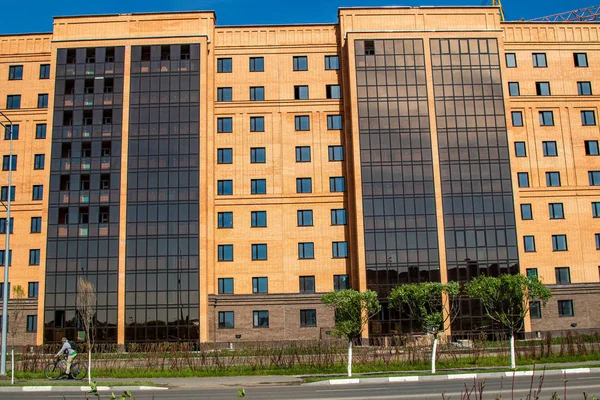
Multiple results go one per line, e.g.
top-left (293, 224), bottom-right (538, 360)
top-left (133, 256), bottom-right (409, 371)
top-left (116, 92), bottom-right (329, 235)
top-left (347, 340), bottom-right (353, 377)
top-left (510, 333), bottom-right (516, 370)
top-left (431, 334), bottom-right (438, 374)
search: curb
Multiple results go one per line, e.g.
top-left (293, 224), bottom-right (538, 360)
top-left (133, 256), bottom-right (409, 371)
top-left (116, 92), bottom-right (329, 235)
top-left (309, 367), bottom-right (597, 386)
top-left (0, 385), bottom-right (168, 393)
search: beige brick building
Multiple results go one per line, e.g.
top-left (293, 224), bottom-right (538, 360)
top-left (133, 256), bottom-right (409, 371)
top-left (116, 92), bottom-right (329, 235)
top-left (0, 6), bottom-right (598, 345)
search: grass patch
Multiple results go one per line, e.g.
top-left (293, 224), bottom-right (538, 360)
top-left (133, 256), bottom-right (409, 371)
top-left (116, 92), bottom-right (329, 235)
top-left (10, 352), bottom-right (600, 380)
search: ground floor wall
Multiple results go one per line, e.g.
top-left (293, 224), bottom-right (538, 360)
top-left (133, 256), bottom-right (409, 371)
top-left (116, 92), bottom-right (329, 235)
top-left (530, 283), bottom-right (600, 334)
top-left (207, 294), bottom-right (335, 342)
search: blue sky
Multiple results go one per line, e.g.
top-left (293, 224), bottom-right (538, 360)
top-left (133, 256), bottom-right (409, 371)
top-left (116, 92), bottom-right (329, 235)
top-left (0, 0), bottom-right (597, 34)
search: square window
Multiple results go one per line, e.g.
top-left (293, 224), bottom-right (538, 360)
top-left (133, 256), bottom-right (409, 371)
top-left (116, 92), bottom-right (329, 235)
top-left (552, 235), bottom-right (568, 251)
top-left (8, 66), bottom-right (23, 80)
top-left (218, 311), bottom-right (234, 328)
top-left (298, 242), bottom-right (315, 259)
top-left (252, 277), bottom-right (268, 293)
top-left (536, 82), bottom-right (551, 96)
top-left (334, 274), bottom-right (349, 291)
top-left (585, 141), bottom-right (599, 156)
top-left (505, 53), bottom-right (517, 68)
top-left (574, 53), bottom-right (588, 67)
top-left (251, 179), bottom-right (266, 194)
top-left (521, 204), bottom-right (532, 220)
top-left (217, 180), bottom-right (233, 195)
top-left (252, 244), bottom-right (267, 260)
top-left (217, 118), bottom-right (233, 133)
top-left (0, 186), bottom-right (15, 202)
top-left (295, 115), bottom-right (310, 131)
top-left (582, 110), bottom-right (596, 126)
top-left (28, 282), bottom-right (39, 298)
top-left (26, 315), bottom-right (37, 332)
top-left (555, 267), bottom-right (571, 284)
top-left (29, 249), bottom-right (40, 265)
top-left (325, 55), bottom-right (339, 70)
top-left (514, 142), bottom-right (526, 157)
top-left (511, 111), bottom-right (523, 127)
top-left (327, 115), bottom-right (343, 130)
top-left (296, 178), bottom-right (312, 193)
top-left (542, 141), bottom-right (558, 157)
top-left (0, 250), bottom-right (11, 266)
top-left (6, 95), bottom-right (20, 109)
top-left (253, 310), bottom-right (269, 327)
top-left (250, 147), bottom-right (266, 163)
top-left (39, 64), bottom-right (50, 79)
top-left (217, 148), bottom-right (232, 164)
top-left (530, 301), bottom-right (541, 319)
top-left (32, 185), bottom-right (43, 200)
top-left (329, 177), bottom-right (345, 192)
top-left (218, 212), bottom-right (233, 228)
top-left (37, 94), bottom-right (48, 108)
top-left (251, 211), bottom-right (267, 227)
top-left (546, 172), bottom-right (561, 187)
top-left (218, 244), bottom-right (234, 261)
top-left (593, 202), bottom-right (600, 218)
top-left (300, 309), bottom-right (317, 327)
top-left (518, 172), bottom-right (529, 188)
top-left (331, 209), bottom-right (347, 225)
top-left (2, 155), bottom-right (17, 171)
top-left (332, 241), bottom-right (348, 258)
top-left (4, 125), bottom-right (18, 140)
top-left (31, 217), bottom-right (42, 233)
top-left (249, 57), bottom-right (264, 72)
top-left (34, 154), bottom-right (45, 170)
top-left (250, 86), bottom-right (264, 101)
top-left (294, 85), bottom-right (309, 100)
top-left (293, 56), bottom-right (308, 71)
top-left (326, 85), bottom-right (341, 99)
top-left (591, 171), bottom-right (600, 186)
top-left (578, 81), bottom-right (592, 95)
top-left (526, 268), bottom-right (538, 278)
top-left (558, 300), bottom-right (574, 317)
top-left (218, 278), bottom-right (234, 294)
top-left (0, 218), bottom-right (13, 234)
top-left (524, 236), bottom-right (536, 252)
top-left (217, 58), bottom-right (232, 73)
top-left (297, 210), bottom-right (313, 226)
top-left (328, 146), bottom-right (344, 161)
top-left (217, 87), bottom-right (232, 102)
top-left (250, 116), bottom-right (265, 132)
top-left (549, 203), bottom-right (564, 219)
top-left (299, 276), bottom-right (315, 294)
top-left (295, 146), bottom-right (311, 162)
top-left (533, 53), bottom-right (547, 67)
top-left (508, 82), bottom-right (520, 96)
top-left (539, 111), bottom-right (554, 126)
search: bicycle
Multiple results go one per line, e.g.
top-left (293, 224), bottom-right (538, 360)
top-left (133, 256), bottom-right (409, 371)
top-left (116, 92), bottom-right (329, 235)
top-left (44, 355), bottom-right (87, 380)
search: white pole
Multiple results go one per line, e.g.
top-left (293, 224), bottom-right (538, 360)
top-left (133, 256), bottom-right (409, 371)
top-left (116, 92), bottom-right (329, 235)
top-left (11, 348), bottom-right (13, 384)
top-left (0, 114), bottom-right (13, 376)
top-left (431, 335), bottom-right (438, 374)
top-left (510, 334), bottom-right (516, 370)
top-left (88, 349), bottom-right (91, 384)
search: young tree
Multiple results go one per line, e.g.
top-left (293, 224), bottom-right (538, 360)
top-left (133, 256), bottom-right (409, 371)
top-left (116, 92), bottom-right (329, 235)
top-left (76, 278), bottom-right (96, 384)
top-left (321, 289), bottom-right (381, 377)
top-left (388, 281), bottom-right (460, 374)
top-left (465, 274), bottom-right (552, 370)
top-left (9, 285), bottom-right (25, 346)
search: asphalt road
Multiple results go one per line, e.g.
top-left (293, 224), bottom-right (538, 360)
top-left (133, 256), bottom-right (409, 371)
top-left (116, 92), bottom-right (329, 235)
top-left (2, 373), bottom-right (600, 399)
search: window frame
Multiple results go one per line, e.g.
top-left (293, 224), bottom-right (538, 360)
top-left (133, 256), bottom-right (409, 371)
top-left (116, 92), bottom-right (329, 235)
top-left (582, 110), bottom-right (596, 126)
top-left (539, 111), bottom-right (554, 126)
top-left (585, 141), bottom-right (600, 156)
top-left (542, 141), bottom-right (558, 157)
top-left (295, 115), bottom-right (310, 131)
top-left (217, 58), bottom-right (232, 73)
top-left (295, 146), bottom-right (311, 163)
top-left (324, 55), bottom-right (340, 70)
top-left (558, 300), bottom-right (574, 317)
top-left (250, 86), bottom-right (265, 101)
top-left (251, 244), bottom-right (268, 261)
top-left (218, 278), bottom-right (234, 294)
top-left (328, 146), bottom-right (344, 161)
top-left (334, 274), bottom-right (349, 291)
top-left (332, 241), bottom-right (348, 258)
top-left (250, 179), bottom-right (267, 195)
top-left (218, 244), bottom-right (234, 261)
top-left (8, 65), bottom-right (23, 80)
top-left (508, 82), bottom-right (520, 96)
top-left (296, 178), bottom-right (312, 193)
top-left (299, 276), bottom-right (315, 294)
top-left (217, 117), bottom-right (233, 133)
top-left (532, 53), bottom-right (548, 68)
top-left (297, 210), bottom-right (313, 227)
top-left (217, 87), bottom-right (232, 102)
top-left (218, 311), bottom-right (234, 329)
top-left (574, 53), bottom-right (588, 67)
top-left (217, 212), bottom-right (233, 229)
top-left (520, 204), bottom-right (533, 220)
top-left (252, 310), bottom-right (269, 328)
top-left (252, 277), bottom-right (268, 293)
top-left (293, 56), bottom-right (308, 71)
top-left (514, 142), bottom-right (526, 157)
top-left (549, 203), bottom-right (564, 219)
top-left (511, 111), bottom-right (524, 127)
top-left (251, 211), bottom-right (267, 228)
top-left (555, 267), bottom-right (571, 284)
top-left (298, 242), bottom-right (315, 259)
top-left (300, 309), bottom-right (317, 327)
top-left (523, 235), bottom-right (536, 252)
top-left (545, 171), bottom-right (561, 187)
top-left (505, 53), bottom-right (517, 68)
top-left (578, 81), bottom-right (592, 96)
top-left (39, 64), bottom-right (50, 79)
top-left (249, 57), bottom-right (264, 72)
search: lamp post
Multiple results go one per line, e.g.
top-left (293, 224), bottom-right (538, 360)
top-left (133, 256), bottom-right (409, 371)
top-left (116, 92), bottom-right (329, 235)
top-left (0, 111), bottom-right (14, 376)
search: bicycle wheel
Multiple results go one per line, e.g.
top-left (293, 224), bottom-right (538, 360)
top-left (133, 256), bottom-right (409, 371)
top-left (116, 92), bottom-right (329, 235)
top-left (44, 363), bottom-right (62, 380)
top-left (70, 362), bottom-right (87, 380)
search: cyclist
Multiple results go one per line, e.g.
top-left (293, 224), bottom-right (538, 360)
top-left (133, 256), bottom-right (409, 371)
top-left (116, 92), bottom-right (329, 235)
top-left (55, 337), bottom-right (77, 378)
